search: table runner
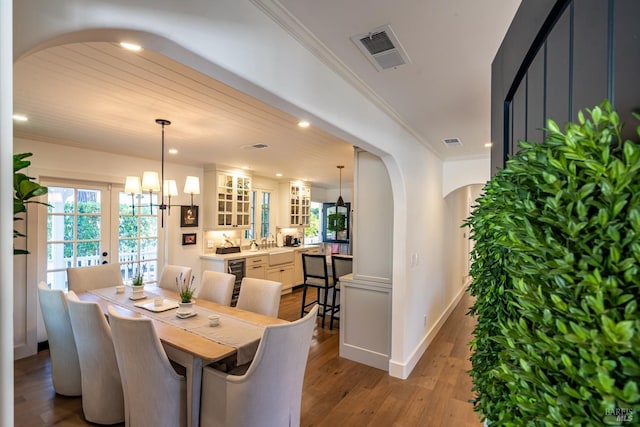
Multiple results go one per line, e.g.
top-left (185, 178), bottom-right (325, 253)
top-left (90, 286), bottom-right (264, 365)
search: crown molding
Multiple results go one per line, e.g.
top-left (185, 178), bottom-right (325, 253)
top-left (250, 0), bottom-right (440, 158)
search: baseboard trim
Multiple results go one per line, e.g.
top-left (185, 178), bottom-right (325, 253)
top-left (388, 282), bottom-right (469, 379)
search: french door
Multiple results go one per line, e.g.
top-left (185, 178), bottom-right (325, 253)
top-left (42, 179), bottom-right (159, 290)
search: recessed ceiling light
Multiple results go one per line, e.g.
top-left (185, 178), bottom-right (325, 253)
top-left (120, 42), bottom-right (142, 52)
top-left (484, 142), bottom-right (493, 148)
top-left (297, 120), bottom-right (310, 128)
top-left (168, 148), bottom-right (178, 155)
top-left (275, 173), bottom-right (283, 177)
top-left (12, 114), bottom-right (28, 122)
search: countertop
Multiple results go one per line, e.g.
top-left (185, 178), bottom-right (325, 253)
top-left (200, 244), bottom-right (321, 261)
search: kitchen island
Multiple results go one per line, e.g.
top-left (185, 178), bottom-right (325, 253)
top-left (200, 245), bottom-right (321, 295)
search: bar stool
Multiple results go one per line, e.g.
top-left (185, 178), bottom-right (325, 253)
top-left (301, 253), bottom-right (336, 328)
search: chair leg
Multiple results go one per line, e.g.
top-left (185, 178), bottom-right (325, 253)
top-left (330, 286), bottom-right (340, 330)
top-left (321, 286), bottom-right (330, 328)
top-left (300, 285), bottom-right (308, 318)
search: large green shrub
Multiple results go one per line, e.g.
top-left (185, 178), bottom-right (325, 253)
top-left (466, 102), bottom-right (640, 426)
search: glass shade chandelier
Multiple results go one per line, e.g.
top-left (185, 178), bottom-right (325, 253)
top-left (124, 119), bottom-right (200, 227)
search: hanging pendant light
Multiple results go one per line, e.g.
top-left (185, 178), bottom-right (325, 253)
top-left (124, 118), bottom-right (200, 228)
top-left (336, 165), bottom-right (345, 207)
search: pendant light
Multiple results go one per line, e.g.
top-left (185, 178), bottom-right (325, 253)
top-left (124, 119), bottom-right (200, 227)
top-left (336, 165), bottom-right (345, 207)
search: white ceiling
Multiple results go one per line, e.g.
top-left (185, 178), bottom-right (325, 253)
top-left (13, 0), bottom-right (520, 188)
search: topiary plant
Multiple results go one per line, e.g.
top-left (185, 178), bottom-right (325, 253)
top-left (466, 101), bottom-right (640, 426)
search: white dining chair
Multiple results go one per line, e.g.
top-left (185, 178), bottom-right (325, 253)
top-left (198, 270), bottom-right (235, 305)
top-left (200, 305), bottom-right (318, 427)
top-left (236, 277), bottom-right (282, 317)
top-left (158, 264), bottom-right (192, 291)
top-left (36, 282), bottom-right (82, 396)
top-left (66, 291), bottom-right (125, 424)
top-left (108, 306), bottom-right (187, 427)
top-left (67, 262), bottom-right (123, 293)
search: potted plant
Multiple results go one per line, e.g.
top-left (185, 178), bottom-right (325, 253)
top-left (465, 101), bottom-right (640, 425)
top-left (14, 153), bottom-right (49, 255)
top-left (131, 273), bottom-right (144, 297)
top-left (176, 273), bottom-right (196, 313)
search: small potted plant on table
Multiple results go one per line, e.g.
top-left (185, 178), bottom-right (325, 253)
top-left (131, 273), bottom-right (144, 298)
top-left (176, 273), bottom-right (196, 314)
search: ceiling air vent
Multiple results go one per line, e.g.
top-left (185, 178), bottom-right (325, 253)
top-left (242, 143), bottom-right (269, 150)
top-left (351, 25), bottom-right (411, 72)
top-left (442, 137), bottom-right (462, 147)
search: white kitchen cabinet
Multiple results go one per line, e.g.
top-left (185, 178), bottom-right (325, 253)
top-left (266, 264), bottom-right (294, 292)
top-left (279, 182), bottom-right (310, 227)
top-left (204, 168), bottom-right (251, 229)
top-left (245, 254), bottom-right (267, 279)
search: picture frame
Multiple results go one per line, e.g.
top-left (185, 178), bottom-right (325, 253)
top-left (182, 233), bottom-right (197, 246)
top-left (180, 205), bottom-right (198, 227)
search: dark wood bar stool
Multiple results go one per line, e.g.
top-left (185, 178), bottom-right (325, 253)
top-left (300, 253), bottom-right (336, 328)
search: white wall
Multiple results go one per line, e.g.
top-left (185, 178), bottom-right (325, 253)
top-left (11, 0), bottom-right (483, 381)
top-left (442, 157), bottom-right (490, 197)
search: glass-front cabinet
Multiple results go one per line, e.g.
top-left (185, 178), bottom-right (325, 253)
top-left (281, 182), bottom-right (310, 227)
top-left (204, 168), bottom-right (252, 229)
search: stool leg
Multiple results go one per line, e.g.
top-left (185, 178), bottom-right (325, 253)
top-left (300, 284), bottom-right (308, 318)
top-left (330, 286), bottom-right (339, 330)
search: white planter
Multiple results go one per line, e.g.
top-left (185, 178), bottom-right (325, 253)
top-left (132, 284), bottom-right (145, 296)
top-left (177, 301), bottom-right (194, 314)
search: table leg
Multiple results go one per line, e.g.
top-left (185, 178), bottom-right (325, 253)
top-left (164, 345), bottom-right (204, 427)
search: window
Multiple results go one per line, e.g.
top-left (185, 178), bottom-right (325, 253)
top-left (47, 186), bottom-right (104, 290)
top-left (245, 191), bottom-right (256, 240)
top-left (118, 191), bottom-right (159, 284)
top-left (260, 192), bottom-right (271, 238)
top-left (305, 201), bottom-right (322, 244)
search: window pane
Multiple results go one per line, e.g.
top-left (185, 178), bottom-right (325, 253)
top-left (47, 187), bottom-right (74, 214)
top-left (77, 241), bottom-right (100, 262)
top-left (141, 260), bottom-right (158, 282)
top-left (77, 189), bottom-right (101, 213)
top-left (77, 215), bottom-right (101, 240)
top-left (47, 243), bottom-right (68, 269)
top-left (139, 216), bottom-right (157, 238)
top-left (119, 216), bottom-right (138, 238)
top-left (47, 270), bottom-right (68, 291)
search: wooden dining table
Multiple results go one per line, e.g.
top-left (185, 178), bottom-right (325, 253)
top-left (78, 284), bottom-right (287, 427)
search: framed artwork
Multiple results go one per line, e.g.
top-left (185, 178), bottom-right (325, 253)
top-left (180, 205), bottom-right (198, 227)
top-left (182, 233), bottom-right (197, 245)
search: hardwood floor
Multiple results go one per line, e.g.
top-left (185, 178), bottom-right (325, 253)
top-left (14, 289), bottom-right (481, 426)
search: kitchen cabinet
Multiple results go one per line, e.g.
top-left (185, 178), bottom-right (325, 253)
top-left (266, 264), bottom-right (294, 292)
top-left (245, 254), bottom-right (267, 279)
top-left (279, 182), bottom-right (310, 227)
top-left (203, 168), bottom-right (251, 229)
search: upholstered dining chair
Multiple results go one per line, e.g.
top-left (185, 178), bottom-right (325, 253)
top-left (108, 306), bottom-right (187, 427)
top-left (36, 282), bottom-right (82, 396)
top-left (197, 270), bottom-right (236, 305)
top-left (330, 255), bottom-right (353, 330)
top-left (301, 253), bottom-right (336, 328)
top-left (200, 305), bottom-right (318, 427)
top-left (236, 277), bottom-right (282, 317)
top-left (158, 264), bottom-right (192, 291)
top-left (66, 262), bottom-right (123, 293)
top-left (66, 291), bottom-right (124, 425)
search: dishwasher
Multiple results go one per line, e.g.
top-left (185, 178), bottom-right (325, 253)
top-left (227, 258), bottom-right (246, 306)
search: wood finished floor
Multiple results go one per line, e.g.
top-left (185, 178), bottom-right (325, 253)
top-left (14, 289), bottom-right (481, 426)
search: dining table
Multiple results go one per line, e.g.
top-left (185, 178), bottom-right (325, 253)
top-left (78, 284), bottom-right (287, 427)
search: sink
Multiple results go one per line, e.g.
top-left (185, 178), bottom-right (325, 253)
top-left (269, 250), bottom-right (294, 266)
